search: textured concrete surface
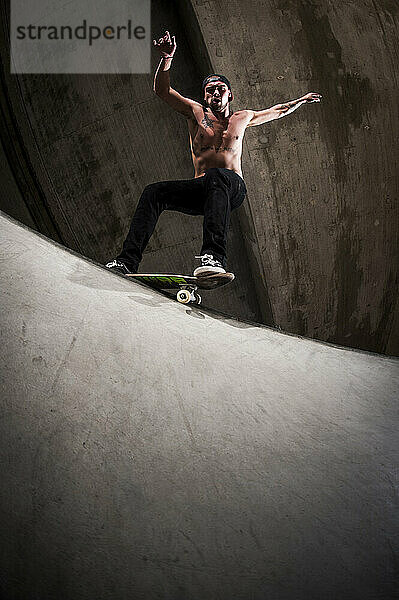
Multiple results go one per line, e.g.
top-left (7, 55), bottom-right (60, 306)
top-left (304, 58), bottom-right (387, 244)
top-left (186, 0), bottom-right (399, 352)
top-left (1, 212), bottom-right (398, 600)
top-left (0, 1), bottom-right (398, 353)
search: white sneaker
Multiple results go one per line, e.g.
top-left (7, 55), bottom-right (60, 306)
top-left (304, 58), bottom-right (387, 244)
top-left (105, 259), bottom-right (136, 274)
top-left (193, 254), bottom-right (226, 276)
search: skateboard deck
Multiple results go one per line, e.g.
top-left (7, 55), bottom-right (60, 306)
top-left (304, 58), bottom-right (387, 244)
top-left (126, 272), bottom-right (234, 304)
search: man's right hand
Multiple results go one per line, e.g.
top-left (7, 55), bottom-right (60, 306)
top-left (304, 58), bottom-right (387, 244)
top-left (153, 31), bottom-right (176, 59)
top-left (153, 30), bottom-right (197, 120)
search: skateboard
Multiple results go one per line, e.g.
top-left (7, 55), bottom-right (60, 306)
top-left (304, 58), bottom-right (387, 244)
top-left (126, 272), bottom-right (234, 304)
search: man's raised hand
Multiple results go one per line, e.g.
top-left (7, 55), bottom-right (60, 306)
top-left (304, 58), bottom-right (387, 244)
top-left (153, 31), bottom-right (176, 58)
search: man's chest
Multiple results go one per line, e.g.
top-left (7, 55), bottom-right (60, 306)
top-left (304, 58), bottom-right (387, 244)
top-left (190, 111), bottom-right (248, 147)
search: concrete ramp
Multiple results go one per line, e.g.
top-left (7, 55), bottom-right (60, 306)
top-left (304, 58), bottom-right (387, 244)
top-left (1, 212), bottom-right (398, 600)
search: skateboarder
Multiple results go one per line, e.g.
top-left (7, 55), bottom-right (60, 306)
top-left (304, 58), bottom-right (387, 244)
top-left (106, 31), bottom-right (321, 276)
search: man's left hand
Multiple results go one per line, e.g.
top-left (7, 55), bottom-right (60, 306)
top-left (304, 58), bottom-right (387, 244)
top-left (301, 92), bottom-right (322, 103)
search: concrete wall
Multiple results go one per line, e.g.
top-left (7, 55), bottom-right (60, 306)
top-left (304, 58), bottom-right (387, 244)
top-left (0, 1), bottom-right (398, 353)
top-left (185, 0), bottom-right (399, 354)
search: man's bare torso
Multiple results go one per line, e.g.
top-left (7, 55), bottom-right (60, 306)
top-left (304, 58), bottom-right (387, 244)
top-left (188, 105), bottom-right (252, 178)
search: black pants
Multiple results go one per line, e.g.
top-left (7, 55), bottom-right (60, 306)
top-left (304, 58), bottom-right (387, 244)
top-left (117, 167), bottom-right (247, 271)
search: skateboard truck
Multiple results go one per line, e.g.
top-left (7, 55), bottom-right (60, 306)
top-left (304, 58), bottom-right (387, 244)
top-left (177, 285), bottom-right (201, 305)
top-left (124, 272), bottom-right (234, 305)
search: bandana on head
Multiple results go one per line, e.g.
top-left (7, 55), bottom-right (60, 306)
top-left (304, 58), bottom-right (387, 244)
top-left (202, 74), bottom-right (233, 101)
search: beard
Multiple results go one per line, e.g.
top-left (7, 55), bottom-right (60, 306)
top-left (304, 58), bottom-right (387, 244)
top-left (210, 98), bottom-right (228, 111)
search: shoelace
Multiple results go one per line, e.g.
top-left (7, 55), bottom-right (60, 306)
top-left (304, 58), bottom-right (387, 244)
top-left (195, 254), bottom-right (220, 267)
top-left (107, 259), bottom-right (123, 267)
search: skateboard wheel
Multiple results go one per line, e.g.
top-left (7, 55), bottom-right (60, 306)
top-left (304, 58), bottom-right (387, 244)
top-left (194, 293), bottom-right (202, 305)
top-left (177, 289), bottom-right (191, 304)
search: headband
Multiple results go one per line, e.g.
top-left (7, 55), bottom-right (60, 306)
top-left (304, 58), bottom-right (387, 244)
top-left (202, 74), bottom-right (233, 100)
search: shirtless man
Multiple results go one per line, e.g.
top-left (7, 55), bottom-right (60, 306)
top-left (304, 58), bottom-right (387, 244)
top-left (106, 31), bottom-right (321, 276)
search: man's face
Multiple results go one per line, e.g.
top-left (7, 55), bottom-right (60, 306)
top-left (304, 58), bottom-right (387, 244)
top-left (204, 81), bottom-right (231, 110)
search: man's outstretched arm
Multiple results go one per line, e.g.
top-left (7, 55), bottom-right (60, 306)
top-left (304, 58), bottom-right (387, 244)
top-left (153, 31), bottom-right (198, 119)
top-left (247, 92), bottom-right (322, 126)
